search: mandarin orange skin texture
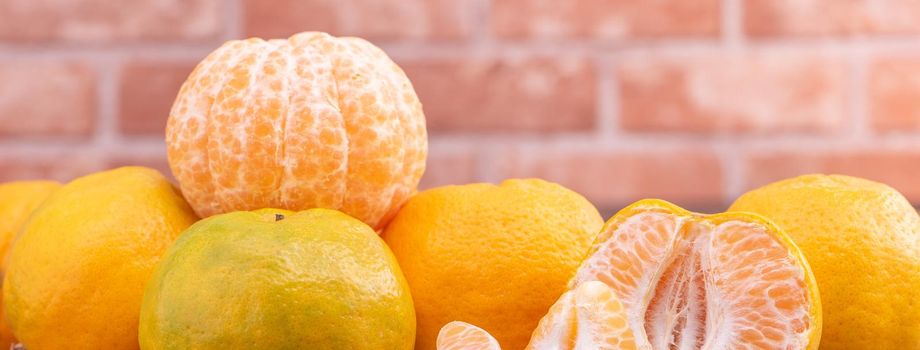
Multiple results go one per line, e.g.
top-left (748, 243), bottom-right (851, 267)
top-left (166, 31), bottom-right (427, 230)
top-left (2, 167), bottom-right (199, 349)
top-left (0, 180), bottom-right (60, 348)
top-left (383, 179), bottom-right (603, 350)
top-left (139, 208), bottom-right (415, 349)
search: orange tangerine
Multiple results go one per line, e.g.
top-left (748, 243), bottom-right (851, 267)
top-left (730, 174), bottom-right (920, 349)
top-left (382, 179), bottom-right (603, 349)
top-left (166, 31), bottom-right (426, 229)
top-left (571, 199), bottom-right (822, 350)
top-left (0, 180), bottom-right (60, 348)
top-left (3, 167), bottom-right (198, 349)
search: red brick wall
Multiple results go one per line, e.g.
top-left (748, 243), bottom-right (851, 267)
top-left (3, 0), bottom-right (920, 214)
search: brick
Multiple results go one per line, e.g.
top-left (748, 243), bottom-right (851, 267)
top-left (107, 151), bottom-right (175, 182)
top-left (746, 0), bottom-right (920, 38)
top-left (243, 0), bottom-right (474, 41)
top-left (419, 145), bottom-right (477, 189)
top-left (119, 61), bottom-right (197, 135)
top-left (491, 147), bottom-right (724, 212)
top-left (0, 0), bottom-right (221, 42)
top-left (0, 151), bottom-right (106, 183)
top-left (0, 61), bottom-right (96, 137)
top-left (493, 0), bottom-right (719, 40)
top-left (743, 150), bottom-right (920, 202)
top-left (617, 53), bottom-right (846, 134)
top-left (869, 57), bottom-right (920, 132)
top-left (402, 56), bottom-right (596, 134)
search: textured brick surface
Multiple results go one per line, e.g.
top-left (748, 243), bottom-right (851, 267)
top-left (0, 0), bottom-right (221, 42)
top-left (492, 147), bottom-right (724, 210)
top-left (743, 150), bottom-right (920, 200)
top-left (0, 152), bottom-right (106, 183)
top-left (493, 0), bottom-right (720, 40)
top-left (869, 57), bottom-right (920, 132)
top-left (0, 61), bottom-right (96, 137)
top-left (4, 0), bottom-right (920, 210)
top-left (419, 146), bottom-right (477, 189)
top-left (746, 0), bottom-right (920, 37)
top-left (403, 57), bottom-right (596, 133)
top-left (119, 61), bottom-right (197, 134)
top-left (244, 0), bottom-right (474, 40)
top-left (617, 53), bottom-right (847, 134)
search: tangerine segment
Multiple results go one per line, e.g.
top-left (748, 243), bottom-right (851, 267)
top-left (166, 39), bottom-right (251, 214)
top-left (571, 199), bottom-right (821, 350)
top-left (437, 322), bottom-right (502, 350)
top-left (527, 281), bottom-right (637, 350)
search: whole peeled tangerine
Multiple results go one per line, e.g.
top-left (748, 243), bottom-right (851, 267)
top-left (166, 31), bottom-right (427, 230)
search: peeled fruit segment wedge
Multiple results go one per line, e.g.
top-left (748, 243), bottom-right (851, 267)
top-left (527, 281), bottom-right (636, 350)
top-left (571, 199), bottom-right (822, 350)
top-left (436, 281), bottom-right (635, 350)
top-left (437, 322), bottom-right (501, 350)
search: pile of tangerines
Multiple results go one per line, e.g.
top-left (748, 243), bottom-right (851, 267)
top-left (1, 32), bottom-right (918, 350)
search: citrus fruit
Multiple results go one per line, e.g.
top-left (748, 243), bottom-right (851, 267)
top-left (0, 180), bottom-right (60, 347)
top-left (139, 208), bottom-right (415, 349)
top-left (436, 281), bottom-right (635, 350)
top-left (571, 199), bottom-right (821, 349)
top-left (0, 181), bottom-right (59, 262)
top-left (526, 281), bottom-right (636, 350)
top-left (382, 179), bottom-right (604, 349)
top-left (166, 31), bottom-right (427, 230)
top-left (730, 174), bottom-right (920, 349)
top-left (437, 322), bottom-right (501, 350)
top-left (3, 167), bottom-right (198, 349)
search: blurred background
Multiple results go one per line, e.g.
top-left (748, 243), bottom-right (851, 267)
top-left (1, 0), bottom-right (920, 215)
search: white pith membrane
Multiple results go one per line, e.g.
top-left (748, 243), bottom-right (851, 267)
top-left (572, 210), bottom-right (812, 350)
top-left (527, 281), bottom-right (636, 350)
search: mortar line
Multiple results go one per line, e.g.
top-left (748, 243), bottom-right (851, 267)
top-left (719, 139), bottom-right (745, 207)
top-left (473, 143), bottom-right (499, 183)
top-left (848, 44), bottom-right (870, 140)
top-left (6, 35), bottom-right (920, 58)
top-left (719, 0), bottom-right (746, 203)
top-left (595, 54), bottom-right (618, 139)
top-left (0, 47), bottom-right (217, 62)
top-left (721, 0), bottom-right (744, 49)
top-left (93, 56), bottom-right (120, 150)
top-left (0, 138), bottom-right (167, 153)
top-left (223, 0), bottom-right (244, 40)
top-left (472, 0), bottom-right (492, 45)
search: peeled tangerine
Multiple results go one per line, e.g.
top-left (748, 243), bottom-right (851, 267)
top-left (438, 199), bottom-right (822, 350)
top-left (166, 31), bottom-right (426, 230)
top-left (730, 174), bottom-right (920, 349)
top-left (439, 281), bottom-right (634, 350)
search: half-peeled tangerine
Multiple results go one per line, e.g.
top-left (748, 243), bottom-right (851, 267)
top-left (436, 199), bottom-right (821, 350)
